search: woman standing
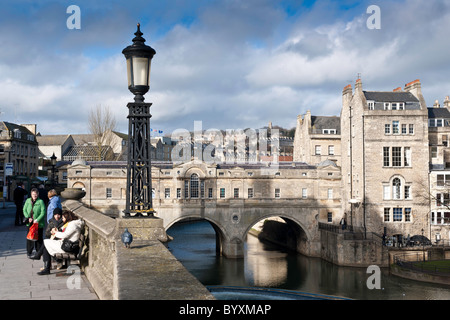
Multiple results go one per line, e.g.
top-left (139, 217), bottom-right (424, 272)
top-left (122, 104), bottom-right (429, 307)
top-left (23, 188), bottom-right (46, 258)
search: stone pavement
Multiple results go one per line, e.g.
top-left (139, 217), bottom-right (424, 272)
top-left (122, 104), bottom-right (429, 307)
top-left (0, 202), bottom-right (98, 300)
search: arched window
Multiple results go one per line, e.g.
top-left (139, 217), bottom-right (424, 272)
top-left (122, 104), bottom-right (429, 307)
top-left (393, 178), bottom-right (401, 200)
top-left (190, 174), bottom-right (199, 198)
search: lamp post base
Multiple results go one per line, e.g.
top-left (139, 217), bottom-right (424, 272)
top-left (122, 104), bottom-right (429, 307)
top-left (123, 210), bottom-right (156, 218)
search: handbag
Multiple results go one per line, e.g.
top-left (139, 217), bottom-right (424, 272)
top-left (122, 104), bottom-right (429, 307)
top-left (61, 238), bottom-right (79, 253)
top-left (26, 222), bottom-right (39, 241)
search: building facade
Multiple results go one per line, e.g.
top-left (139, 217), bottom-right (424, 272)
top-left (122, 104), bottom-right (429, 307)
top-left (0, 122), bottom-right (39, 199)
top-left (65, 78), bottom-right (450, 257)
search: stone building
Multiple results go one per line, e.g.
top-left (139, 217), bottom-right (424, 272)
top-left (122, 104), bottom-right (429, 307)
top-left (293, 110), bottom-right (341, 166)
top-left (340, 79), bottom-right (430, 240)
top-left (428, 97), bottom-right (450, 244)
top-left (0, 122), bottom-right (39, 199)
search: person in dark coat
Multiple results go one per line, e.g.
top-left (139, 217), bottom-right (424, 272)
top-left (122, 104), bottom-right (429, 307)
top-left (38, 185), bottom-right (49, 207)
top-left (13, 181), bottom-right (28, 226)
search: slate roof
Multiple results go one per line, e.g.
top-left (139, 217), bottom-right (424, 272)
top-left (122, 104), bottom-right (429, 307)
top-left (310, 116), bottom-right (341, 134)
top-left (36, 134), bottom-right (72, 146)
top-left (428, 107), bottom-right (450, 119)
top-left (363, 91), bottom-right (419, 103)
top-left (363, 91), bottom-right (421, 110)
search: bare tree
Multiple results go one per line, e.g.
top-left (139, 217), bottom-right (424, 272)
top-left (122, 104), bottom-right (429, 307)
top-left (88, 104), bottom-right (117, 161)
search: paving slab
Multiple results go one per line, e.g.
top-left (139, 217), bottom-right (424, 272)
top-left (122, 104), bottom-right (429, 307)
top-left (0, 203), bottom-right (98, 300)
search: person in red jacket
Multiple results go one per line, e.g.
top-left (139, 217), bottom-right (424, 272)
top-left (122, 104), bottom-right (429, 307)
top-left (23, 188), bottom-right (46, 258)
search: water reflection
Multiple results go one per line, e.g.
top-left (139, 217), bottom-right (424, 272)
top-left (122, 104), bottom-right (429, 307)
top-left (167, 220), bottom-right (450, 300)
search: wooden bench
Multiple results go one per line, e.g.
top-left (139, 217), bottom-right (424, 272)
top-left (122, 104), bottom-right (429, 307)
top-left (54, 223), bottom-right (87, 273)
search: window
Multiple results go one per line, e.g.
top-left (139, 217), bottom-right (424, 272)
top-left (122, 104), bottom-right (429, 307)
top-left (184, 180), bottom-right (189, 198)
top-left (165, 188), bottom-right (170, 199)
top-left (323, 129), bottom-right (337, 134)
top-left (405, 208), bottom-right (411, 222)
top-left (436, 174), bottom-right (450, 187)
top-left (431, 146), bottom-right (438, 158)
top-left (392, 121), bottom-right (399, 134)
top-left (404, 147), bottom-right (411, 167)
top-left (392, 178), bottom-right (401, 200)
top-left (190, 174), bottom-right (199, 198)
top-left (385, 124), bottom-right (391, 134)
top-left (368, 101), bottom-right (375, 110)
top-left (208, 188), bottom-right (213, 199)
top-left (429, 119), bottom-right (446, 127)
top-left (302, 188), bottom-right (307, 199)
top-left (248, 188), bottom-right (254, 199)
top-left (443, 135), bottom-right (448, 147)
top-left (275, 188), bottom-right (280, 198)
top-left (384, 208), bottom-right (390, 222)
top-left (392, 103), bottom-right (398, 110)
top-left (177, 188), bottom-right (181, 199)
top-left (436, 193), bottom-right (450, 207)
top-left (404, 185), bottom-right (411, 200)
top-left (200, 181), bottom-right (205, 198)
top-left (383, 147), bottom-right (390, 166)
top-left (234, 188), bottom-right (239, 199)
top-left (384, 103), bottom-right (390, 110)
top-left (328, 145), bottom-right (335, 155)
top-left (315, 145), bottom-right (321, 155)
top-left (402, 124), bottom-right (407, 134)
top-left (409, 124), bottom-right (414, 134)
top-left (220, 188), bottom-right (225, 199)
top-left (392, 147), bottom-right (402, 167)
top-left (106, 188), bottom-right (112, 198)
top-left (328, 188), bottom-right (333, 199)
top-left (327, 212), bottom-right (333, 223)
top-left (383, 185), bottom-right (390, 200)
top-left (393, 208), bottom-right (403, 221)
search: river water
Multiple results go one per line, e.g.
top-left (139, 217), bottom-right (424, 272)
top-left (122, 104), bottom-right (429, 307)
top-left (166, 220), bottom-right (450, 300)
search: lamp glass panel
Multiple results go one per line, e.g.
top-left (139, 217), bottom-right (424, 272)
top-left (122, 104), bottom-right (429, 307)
top-left (132, 57), bottom-right (149, 86)
top-left (126, 58), bottom-right (132, 87)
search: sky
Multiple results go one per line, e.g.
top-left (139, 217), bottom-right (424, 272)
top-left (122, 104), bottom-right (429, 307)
top-left (1, 0), bottom-right (450, 136)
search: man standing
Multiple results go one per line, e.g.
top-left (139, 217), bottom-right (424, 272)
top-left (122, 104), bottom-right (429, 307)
top-left (13, 181), bottom-right (27, 226)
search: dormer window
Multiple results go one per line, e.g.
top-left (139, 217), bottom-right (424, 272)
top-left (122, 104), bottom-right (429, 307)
top-left (367, 101), bottom-right (375, 110)
top-left (384, 102), bottom-right (404, 110)
top-left (14, 129), bottom-right (21, 139)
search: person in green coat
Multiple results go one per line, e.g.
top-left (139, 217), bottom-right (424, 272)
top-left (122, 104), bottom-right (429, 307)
top-left (23, 188), bottom-right (46, 258)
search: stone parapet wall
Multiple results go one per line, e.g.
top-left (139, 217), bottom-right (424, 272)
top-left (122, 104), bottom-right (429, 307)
top-left (320, 230), bottom-right (389, 267)
top-left (63, 200), bottom-right (214, 300)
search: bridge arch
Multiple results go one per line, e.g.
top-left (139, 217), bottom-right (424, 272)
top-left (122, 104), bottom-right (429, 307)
top-left (244, 214), bottom-right (313, 257)
top-left (166, 216), bottom-right (230, 256)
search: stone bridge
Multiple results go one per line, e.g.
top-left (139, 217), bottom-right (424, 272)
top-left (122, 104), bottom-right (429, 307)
top-left (156, 198), bottom-right (338, 258)
top-left (67, 160), bottom-right (343, 259)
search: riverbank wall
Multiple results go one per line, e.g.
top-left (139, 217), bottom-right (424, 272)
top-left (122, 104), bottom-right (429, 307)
top-left (255, 219), bottom-right (389, 267)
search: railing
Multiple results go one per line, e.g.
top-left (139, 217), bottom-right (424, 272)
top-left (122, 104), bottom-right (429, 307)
top-left (318, 222), bottom-right (383, 242)
top-left (394, 253), bottom-right (450, 275)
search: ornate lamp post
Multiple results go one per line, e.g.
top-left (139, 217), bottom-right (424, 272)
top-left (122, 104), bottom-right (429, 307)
top-left (122, 23), bottom-right (156, 218)
top-left (50, 152), bottom-right (57, 187)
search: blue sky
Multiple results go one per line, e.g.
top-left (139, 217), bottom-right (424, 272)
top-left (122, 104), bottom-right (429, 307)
top-left (0, 0), bottom-right (449, 136)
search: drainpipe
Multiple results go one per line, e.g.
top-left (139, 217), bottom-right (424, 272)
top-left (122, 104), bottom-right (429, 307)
top-left (363, 114), bottom-right (367, 239)
top-left (350, 106), bottom-right (353, 227)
